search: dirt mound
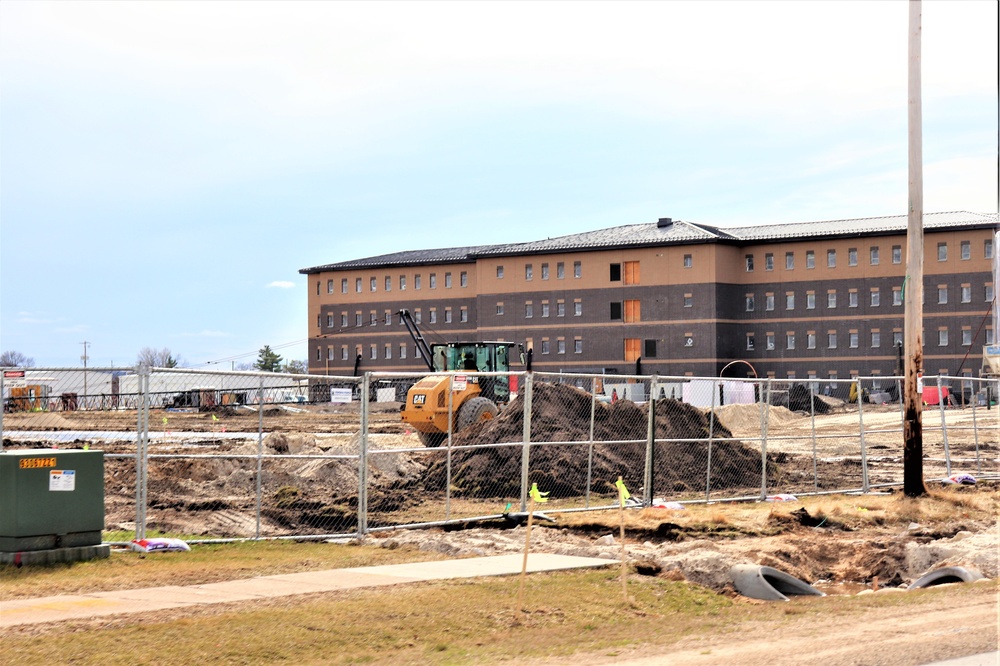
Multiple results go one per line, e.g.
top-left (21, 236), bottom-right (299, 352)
top-left (427, 382), bottom-right (779, 499)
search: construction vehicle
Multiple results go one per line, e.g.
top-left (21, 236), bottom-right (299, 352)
top-left (398, 309), bottom-right (525, 447)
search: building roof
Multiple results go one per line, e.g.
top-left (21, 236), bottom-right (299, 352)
top-left (299, 211), bottom-right (998, 274)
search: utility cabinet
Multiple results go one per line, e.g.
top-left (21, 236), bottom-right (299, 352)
top-left (0, 449), bottom-right (105, 552)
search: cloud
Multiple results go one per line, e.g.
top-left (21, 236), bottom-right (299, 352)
top-left (266, 281), bottom-right (296, 289)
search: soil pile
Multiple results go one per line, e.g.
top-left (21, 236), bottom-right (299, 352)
top-left (426, 382), bottom-right (779, 499)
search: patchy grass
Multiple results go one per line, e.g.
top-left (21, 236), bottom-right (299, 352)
top-left (0, 540), bottom-right (447, 600)
top-left (3, 568), bottom-right (996, 665)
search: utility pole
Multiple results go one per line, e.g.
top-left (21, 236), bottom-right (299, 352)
top-left (81, 340), bottom-right (90, 411)
top-left (903, 0), bottom-right (927, 497)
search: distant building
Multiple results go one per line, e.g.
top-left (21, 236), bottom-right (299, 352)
top-left (299, 211), bottom-right (998, 391)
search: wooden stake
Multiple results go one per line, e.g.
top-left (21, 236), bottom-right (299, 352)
top-left (617, 476), bottom-right (628, 602)
top-left (516, 498), bottom-right (535, 612)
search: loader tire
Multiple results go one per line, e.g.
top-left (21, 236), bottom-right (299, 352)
top-left (456, 397), bottom-right (499, 432)
top-left (418, 431), bottom-right (448, 448)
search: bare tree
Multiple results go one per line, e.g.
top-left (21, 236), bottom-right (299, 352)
top-left (0, 350), bottom-right (35, 367)
top-left (136, 347), bottom-right (181, 369)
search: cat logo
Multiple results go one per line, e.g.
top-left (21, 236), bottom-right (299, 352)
top-left (412, 394), bottom-right (426, 405)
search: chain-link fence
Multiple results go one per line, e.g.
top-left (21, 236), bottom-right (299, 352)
top-left (2, 368), bottom-right (998, 545)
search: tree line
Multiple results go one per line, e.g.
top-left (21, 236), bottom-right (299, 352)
top-left (1, 346), bottom-right (305, 374)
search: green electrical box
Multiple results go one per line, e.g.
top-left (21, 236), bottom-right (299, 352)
top-left (0, 449), bottom-right (105, 552)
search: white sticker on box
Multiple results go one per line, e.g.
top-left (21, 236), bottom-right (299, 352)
top-left (49, 469), bottom-right (75, 491)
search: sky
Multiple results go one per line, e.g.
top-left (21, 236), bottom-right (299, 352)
top-left (1, 1), bottom-right (996, 370)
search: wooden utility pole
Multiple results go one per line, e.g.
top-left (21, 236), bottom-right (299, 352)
top-left (903, 0), bottom-right (927, 497)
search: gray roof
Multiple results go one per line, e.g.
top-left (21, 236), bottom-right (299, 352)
top-left (299, 211), bottom-right (998, 274)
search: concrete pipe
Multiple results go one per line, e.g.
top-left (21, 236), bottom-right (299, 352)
top-left (908, 566), bottom-right (984, 590)
top-left (730, 564), bottom-right (826, 601)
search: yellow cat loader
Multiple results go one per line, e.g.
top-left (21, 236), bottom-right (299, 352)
top-left (398, 309), bottom-right (525, 447)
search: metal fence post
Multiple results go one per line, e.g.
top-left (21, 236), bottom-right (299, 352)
top-left (644, 375), bottom-right (656, 506)
top-left (809, 382), bottom-right (818, 490)
top-left (136, 367), bottom-right (150, 540)
top-left (705, 379), bottom-right (717, 501)
top-left (971, 388), bottom-right (982, 474)
top-left (255, 375), bottom-right (264, 540)
top-left (586, 376), bottom-right (596, 508)
top-left (519, 372), bottom-right (533, 512)
top-left (858, 379), bottom-right (870, 493)
top-left (0, 371), bottom-right (5, 454)
top-left (446, 374), bottom-right (454, 520)
top-left (759, 378), bottom-right (772, 500)
top-left (358, 373), bottom-right (370, 538)
top-left (937, 375), bottom-right (951, 477)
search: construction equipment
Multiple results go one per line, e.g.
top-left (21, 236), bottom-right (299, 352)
top-left (398, 309), bottom-right (524, 447)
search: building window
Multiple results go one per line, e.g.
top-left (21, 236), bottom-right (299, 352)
top-left (496, 266), bottom-right (504, 279)
top-left (828, 291), bottom-right (837, 308)
top-left (460, 307), bottom-right (468, 322)
top-left (786, 292), bottom-right (795, 310)
top-left (938, 243), bottom-right (948, 261)
top-left (610, 302), bottom-right (622, 321)
top-left (460, 271), bottom-right (468, 287)
top-left (684, 254), bottom-right (693, 268)
top-left (429, 273), bottom-right (437, 289)
top-left (356, 313), bottom-right (363, 327)
top-left (574, 300), bottom-right (582, 316)
top-left (342, 346), bottom-right (349, 361)
top-left (848, 248), bottom-right (858, 266)
top-left (400, 275), bottom-right (406, 291)
top-left (684, 293), bottom-right (693, 308)
top-left (385, 276), bottom-right (392, 292)
top-left (960, 240), bottom-right (971, 260)
top-left (745, 255), bottom-right (754, 272)
top-left (961, 285), bottom-right (971, 303)
top-left (849, 332), bottom-right (859, 348)
top-left (871, 331), bottom-right (881, 347)
top-left (327, 346), bottom-right (334, 361)
top-left (746, 333), bottom-right (755, 351)
top-left (849, 291), bottom-right (858, 308)
top-left (987, 285), bottom-right (995, 302)
top-left (416, 274), bottom-right (423, 290)
top-left (871, 289), bottom-right (880, 307)
top-left (557, 339), bottom-right (566, 354)
top-left (624, 338), bottom-right (641, 362)
top-left (370, 344), bottom-right (377, 360)
top-left (938, 329), bottom-right (948, 346)
top-left (765, 293), bottom-right (775, 311)
top-left (893, 287), bottom-right (903, 306)
top-left (341, 313), bottom-right (348, 327)
top-left (574, 338), bottom-right (583, 354)
top-left (444, 308), bottom-right (452, 323)
top-left (870, 246), bottom-right (880, 265)
top-left (415, 309), bottom-right (421, 324)
top-left (316, 281), bottom-right (320, 296)
top-left (557, 262), bottom-right (565, 279)
top-left (986, 239), bottom-right (994, 259)
top-left (341, 278), bottom-right (348, 293)
top-left (541, 302), bottom-right (550, 318)
top-left (399, 344), bottom-right (407, 359)
top-left (746, 294), bottom-right (755, 312)
top-left (384, 344), bottom-right (392, 360)
top-left (765, 253), bottom-right (774, 271)
top-left (893, 245), bottom-right (902, 263)
top-left (574, 261), bottom-right (582, 278)
top-left (496, 302), bottom-right (504, 315)
top-left (370, 312), bottom-right (377, 326)
top-left (356, 278), bottom-right (362, 293)
top-left (785, 252), bottom-right (794, 270)
top-left (541, 340), bottom-right (550, 355)
top-left (807, 332), bottom-right (817, 349)
top-left (368, 277), bottom-right (375, 292)
top-left (541, 263), bottom-right (549, 280)
top-left (644, 339), bottom-right (657, 358)
top-left (326, 314), bottom-right (334, 328)
top-left (624, 299), bottom-right (641, 322)
top-left (988, 329), bottom-right (995, 345)
top-left (525, 264), bottom-right (533, 280)
top-left (557, 301), bottom-right (565, 317)
top-left (806, 292), bottom-right (816, 310)
top-left (384, 310), bottom-right (392, 325)
top-left (525, 303), bottom-right (533, 318)
top-left (828, 332), bottom-right (837, 348)
top-left (962, 329), bottom-right (973, 346)
top-left (806, 251), bottom-right (815, 269)
top-left (327, 279), bottom-right (334, 294)
top-left (893, 330), bottom-right (903, 346)
top-left (938, 286), bottom-right (948, 304)
top-left (429, 309), bottom-right (437, 324)
top-left (766, 334), bottom-right (775, 351)
top-left (827, 249), bottom-right (836, 268)
top-left (786, 333), bottom-right (795, 350)
top-left (444, 272), bottom-right (452, 288)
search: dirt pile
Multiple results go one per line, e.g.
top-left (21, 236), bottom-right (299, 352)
top-left (426, 382), bottom-right (779, 499)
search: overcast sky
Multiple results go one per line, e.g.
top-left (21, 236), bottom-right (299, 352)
top-left (1, 1), bottom-right (996, 369)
